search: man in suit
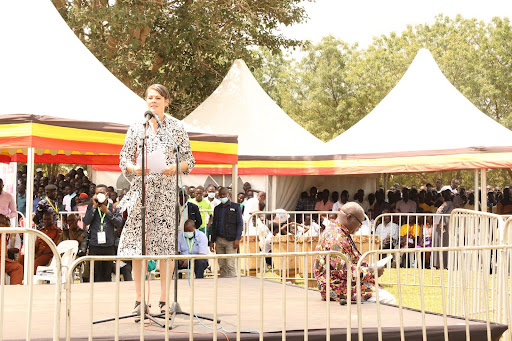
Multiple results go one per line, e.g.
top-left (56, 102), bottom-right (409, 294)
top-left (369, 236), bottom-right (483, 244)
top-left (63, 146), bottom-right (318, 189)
top-left (210, 187), bottom-right (243, 277)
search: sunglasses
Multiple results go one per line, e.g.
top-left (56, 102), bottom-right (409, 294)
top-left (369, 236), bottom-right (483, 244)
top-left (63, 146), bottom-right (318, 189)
top-left (341, 209), bottom-right (363, 227)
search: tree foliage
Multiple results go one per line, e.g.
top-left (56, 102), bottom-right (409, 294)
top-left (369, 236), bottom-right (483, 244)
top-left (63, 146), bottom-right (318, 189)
top-left (252, 15), bottom-right (512, 185)
top-left (52, 0), bottom-right (312, 118)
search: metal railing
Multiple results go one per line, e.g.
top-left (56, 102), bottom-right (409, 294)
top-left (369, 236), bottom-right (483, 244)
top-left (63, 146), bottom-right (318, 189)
top-left (357, 245), bottom-right (512, 341)
top-left (240, 211), bottom-right (452, 284)
top-left (0, 227), bottom-right (62, 341)
top-left (64, 251), bottom-right (351, 341)
top-left (2, 211), bottom-right (512, 340)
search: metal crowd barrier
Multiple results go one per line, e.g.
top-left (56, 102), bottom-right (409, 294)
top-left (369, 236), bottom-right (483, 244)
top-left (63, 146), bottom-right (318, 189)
top-left (240, 209), bottom-right (509, 287)
top-left (64, 251), bottom-right (350, 341)
top-left (2, 237), bottom-right (511, 340)
top-left (3, 211), bottom-right (512, 340)
top-left (241, 211), bottom-right (452, 285)
top-left (241, 211), bottom-right (361, 283)
top-left (358, 244), bottom-right (512, 341)
top-left (371, 212), bottom-right (450, 287)
top-left (0, 227), bottom-right (62, 341)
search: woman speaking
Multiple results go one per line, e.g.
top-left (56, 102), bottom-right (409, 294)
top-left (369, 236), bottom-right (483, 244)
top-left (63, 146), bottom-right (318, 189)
top-left (118, 84), bottom-right (195, 314)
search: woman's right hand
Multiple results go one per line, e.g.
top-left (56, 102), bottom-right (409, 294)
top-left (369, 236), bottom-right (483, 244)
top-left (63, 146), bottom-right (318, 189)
top-left (132, 166), bottom-right (150, 176)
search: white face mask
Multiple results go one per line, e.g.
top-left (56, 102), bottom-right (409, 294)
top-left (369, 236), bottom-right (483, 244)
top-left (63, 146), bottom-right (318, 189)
top-left (208, 192), bottom-right (215, 199)
top-left (97, 193), bottom-right (106, 204)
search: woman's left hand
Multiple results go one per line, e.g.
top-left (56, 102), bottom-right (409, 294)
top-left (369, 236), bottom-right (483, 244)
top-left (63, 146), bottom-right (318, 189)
top-left (162, 165), bottom-right (177, 175)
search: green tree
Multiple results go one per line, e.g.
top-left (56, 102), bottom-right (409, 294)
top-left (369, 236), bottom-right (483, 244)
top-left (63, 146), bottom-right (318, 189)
top-left (52, 0), bottom-right (312, 118)
top-left (254, 15), bottom-right (512, 184)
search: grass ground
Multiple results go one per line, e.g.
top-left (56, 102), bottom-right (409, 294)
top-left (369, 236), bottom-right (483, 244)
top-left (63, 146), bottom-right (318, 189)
top-left (256, 267), bottom-right (501, 316)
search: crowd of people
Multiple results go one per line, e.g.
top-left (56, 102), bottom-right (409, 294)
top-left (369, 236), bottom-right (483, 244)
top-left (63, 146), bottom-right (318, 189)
top-left (1, 166), bottom-right (264, 284)
top-left (3, 167), bottom-right (511, 306)
top-left (291, 179), bottom-right (512, 270)
top-left (295, 179), bottom-right (512, 219)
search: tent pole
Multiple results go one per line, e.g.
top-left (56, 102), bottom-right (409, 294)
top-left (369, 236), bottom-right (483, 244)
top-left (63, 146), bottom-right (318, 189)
top-left (264, 175), bottom-right (269, 204)
top-left (24, 147), bottom-right (35, 284)
top-left (24, 147), bottom-right (35, 341)
top-left (271, 176), bottom-right (277, 211)
top-left (474, 169), bottom-right (479, 211)
top-left (231, 164), bottom-right (238, 200)
top-left (481, 169), bottom-right (487, 212)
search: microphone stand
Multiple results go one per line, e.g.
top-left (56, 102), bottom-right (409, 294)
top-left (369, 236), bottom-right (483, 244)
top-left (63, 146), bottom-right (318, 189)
top-left (93, 119), bottom-right (166, 327)
top-left (153, 122), bottom-right (219, 327)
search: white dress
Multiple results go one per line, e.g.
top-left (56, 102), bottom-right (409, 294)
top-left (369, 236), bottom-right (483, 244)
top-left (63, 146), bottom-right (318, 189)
top-left (117, 115), bottom-right (195, 256)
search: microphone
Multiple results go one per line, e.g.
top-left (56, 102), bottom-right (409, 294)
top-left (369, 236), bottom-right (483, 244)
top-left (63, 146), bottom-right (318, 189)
top-left (144, 110), bottom-right (162, 128)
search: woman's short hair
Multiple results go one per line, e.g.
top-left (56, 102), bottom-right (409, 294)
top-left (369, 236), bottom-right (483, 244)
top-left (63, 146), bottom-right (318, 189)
top-left (145, 84), bottom-right (170, 101)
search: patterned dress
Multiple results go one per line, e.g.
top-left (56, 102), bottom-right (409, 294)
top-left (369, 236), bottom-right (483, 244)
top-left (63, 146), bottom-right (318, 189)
top-left (314, 222), bottom-right (375, 302)
top-left (117, 115), bottom-right (195, 256)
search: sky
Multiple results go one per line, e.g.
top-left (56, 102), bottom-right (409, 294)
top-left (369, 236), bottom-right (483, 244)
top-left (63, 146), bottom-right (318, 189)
top-left (280, 0), bottom-right (512, 48)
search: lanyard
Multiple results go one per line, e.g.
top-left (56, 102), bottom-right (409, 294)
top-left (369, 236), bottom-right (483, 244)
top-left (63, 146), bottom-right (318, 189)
top-left (186, 237), bottom-right (194, 253)
top-left (97, 203), bottom-right (110, 232)
top-left (48, 199), bottom-right (59, 215)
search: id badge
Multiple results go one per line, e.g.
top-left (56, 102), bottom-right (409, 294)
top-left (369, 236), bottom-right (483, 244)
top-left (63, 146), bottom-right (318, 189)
top-left (97, 231), bottom-right (106, 244)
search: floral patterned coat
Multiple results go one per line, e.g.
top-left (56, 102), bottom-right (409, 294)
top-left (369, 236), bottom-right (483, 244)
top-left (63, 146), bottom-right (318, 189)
top-left (314, 222), bottom-right (375, 301)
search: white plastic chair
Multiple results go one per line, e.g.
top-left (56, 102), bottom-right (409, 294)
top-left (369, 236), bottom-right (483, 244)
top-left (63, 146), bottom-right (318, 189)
top-left (34, 240), bottom-right (79, 284)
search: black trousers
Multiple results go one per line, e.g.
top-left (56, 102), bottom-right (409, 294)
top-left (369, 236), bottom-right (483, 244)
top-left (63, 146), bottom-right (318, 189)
top-left (178, 259), bottom-right (209, 278)
top-left (88, 245), bottom-right (116, 282)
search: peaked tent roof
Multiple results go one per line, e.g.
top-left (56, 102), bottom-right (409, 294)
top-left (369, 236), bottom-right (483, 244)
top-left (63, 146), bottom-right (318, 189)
top-left (0, 0), bottom-right (237, 170)
top-left (327, 48), bottom-right (512, 156)
top-left (0, 0), bottom-right (146, 125)
top-left (184, 59), bottom-right (325, 171)
top-left (317, 48), bottom-right (512, 174)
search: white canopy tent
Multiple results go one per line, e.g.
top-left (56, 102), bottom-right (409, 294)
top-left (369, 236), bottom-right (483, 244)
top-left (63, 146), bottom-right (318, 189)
top-left (0, 0), bottom-right (237, 186)
top-left (184, 60), bottom-right (376, 209)
top-left (0, 0), bottom-right (241, 283)
top-left (0, 1), bottom-right (147, 124)
top-left (184, 59), bottom-right (325, 157)
top-left (326, 48), bottom-right (512, 156)
top-left (326, 48), bottom-right (512, 210)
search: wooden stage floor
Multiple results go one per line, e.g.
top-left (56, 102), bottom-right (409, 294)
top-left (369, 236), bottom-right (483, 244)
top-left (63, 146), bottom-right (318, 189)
top-left (1, 277), bottom-right (507, 340)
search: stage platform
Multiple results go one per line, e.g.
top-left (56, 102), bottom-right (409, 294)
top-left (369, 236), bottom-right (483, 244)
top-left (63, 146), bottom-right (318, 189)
top-left (2, 277), bottom-right (508, 340)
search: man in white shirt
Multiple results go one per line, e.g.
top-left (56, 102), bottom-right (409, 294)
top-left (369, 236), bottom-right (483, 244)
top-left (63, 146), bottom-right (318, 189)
top-left (62, 185), bottom-right (77, 212)
top-left (439, 178), bottom-right (459, 195)
top-left (375, 210), bottom-right (399, 249)
top-left (332, 190), bottom-right (349, 212)
top-left (243, 191), bottom-right (266, 222)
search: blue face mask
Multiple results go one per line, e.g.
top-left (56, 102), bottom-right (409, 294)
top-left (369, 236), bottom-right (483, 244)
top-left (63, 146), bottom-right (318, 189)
top-left (208, 192), bottom-right (215, 199)
top-left (220, 197), bottom-right (228, 204)
top-left (183, 232), bottom-right (194, 239)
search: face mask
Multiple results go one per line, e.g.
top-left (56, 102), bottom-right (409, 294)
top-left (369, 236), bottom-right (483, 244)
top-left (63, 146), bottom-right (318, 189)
top-left (96, 193), bottom-right (107, 204)
top-left (220, 197), bottom-right (228, 204)
top-left (208, 192), bottom-right (215, 199)
top-left (183, 232), bottom-right (194, 239)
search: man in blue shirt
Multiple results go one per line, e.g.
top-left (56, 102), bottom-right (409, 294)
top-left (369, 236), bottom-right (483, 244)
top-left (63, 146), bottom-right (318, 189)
top-left (16, 183), bottom-right (26, 218)
top-left (177, 219), bottom-right (209, 278)
top-left (210, 187), bottom-right (243, 277)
